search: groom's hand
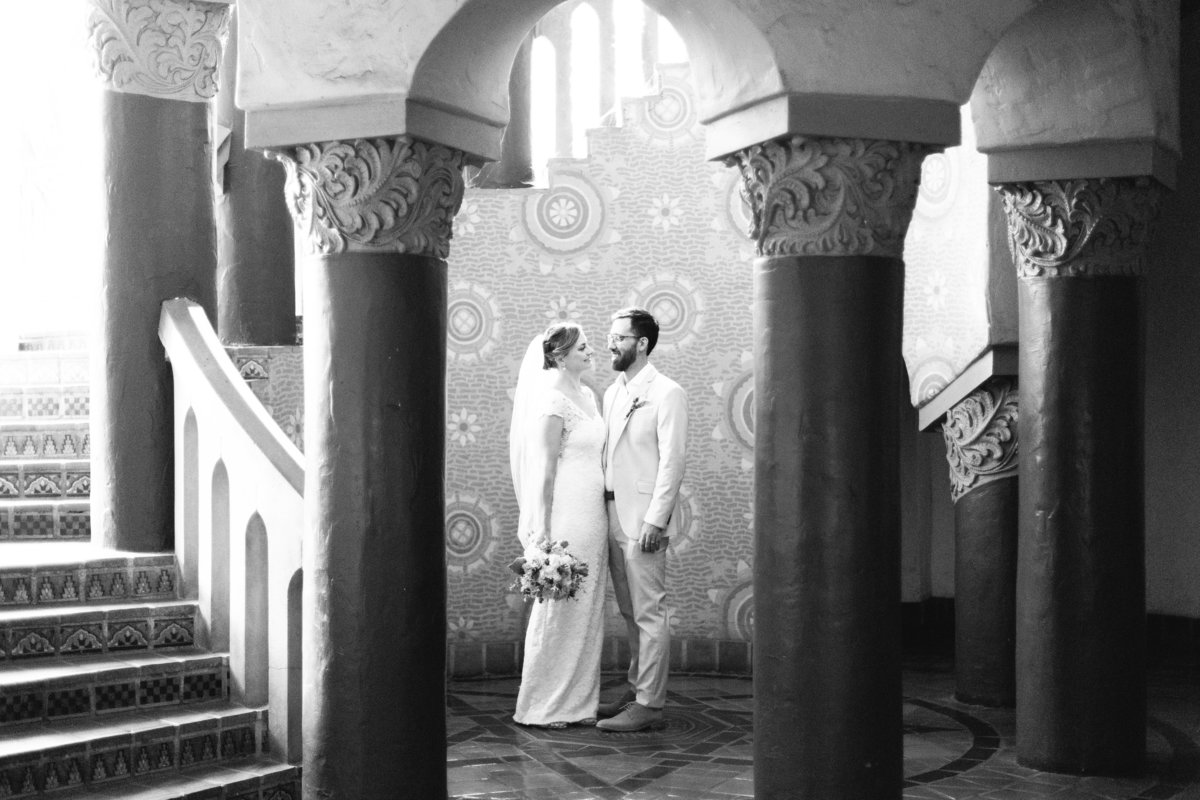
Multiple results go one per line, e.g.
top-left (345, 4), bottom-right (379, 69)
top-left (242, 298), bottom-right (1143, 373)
top-left (638, 522), bottom-right (665, 553)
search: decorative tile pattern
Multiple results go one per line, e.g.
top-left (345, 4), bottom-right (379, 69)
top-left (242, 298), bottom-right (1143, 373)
top-left (0, 427), bottom-right (90, 460)
top-left (182, 670), bottom-right (226, 702)
top-left (0, 559), bottom-right (177, 608)
top-left (46, 687), bottom-right (91, 718)
top-left (1, 605), bottom-right (196, 661)
top-left (226, 346), bottom-right (304, 452)
top-left (0, 692), bottom-right (43, 724)
top-left (61, 391), bottom-right (89, 417)
top-left (95, 682), bottom-right (138, 713)
top-left (12, 510), bottom-right (54, 538)
top-left (139, 676), bottom-right (181, 706)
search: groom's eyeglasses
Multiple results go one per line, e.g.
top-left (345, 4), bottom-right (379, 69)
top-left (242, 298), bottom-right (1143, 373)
top-left (607, 334), bottom-right (640, 347)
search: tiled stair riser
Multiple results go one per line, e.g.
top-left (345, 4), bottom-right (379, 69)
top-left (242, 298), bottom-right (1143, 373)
top-left (0, 559), bottom-right (176, 608)
top-left (0, 505), bottom-right (90, 542)
top-left (0, 707), bottom-right (268, 798)
top-left (0, 431), bottom-right (89, 461)
top-left (0, 604), bottom-right (196, 661)
top-left (0, 388), bottom-right (89, 422)
top-left (0, 463), bottom-right (90, 501)
top-left (0, 355), bottom-right (89, 388)
top-left (0, 658), bottom-right (228, 727)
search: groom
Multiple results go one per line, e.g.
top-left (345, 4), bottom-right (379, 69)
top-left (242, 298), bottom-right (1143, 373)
top-left (596, 307), bottom-right (688, 732)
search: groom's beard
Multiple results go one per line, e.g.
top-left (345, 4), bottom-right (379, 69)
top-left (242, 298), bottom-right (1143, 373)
top-left (610, 348), bottom-right (635, 372)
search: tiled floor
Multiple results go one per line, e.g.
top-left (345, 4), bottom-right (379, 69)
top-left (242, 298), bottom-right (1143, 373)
top-left (448, 662), bottom-right (1200, 799)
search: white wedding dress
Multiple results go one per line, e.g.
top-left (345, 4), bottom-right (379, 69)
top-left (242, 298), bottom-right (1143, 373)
top-left (512, 388), bottom-right (609, 726)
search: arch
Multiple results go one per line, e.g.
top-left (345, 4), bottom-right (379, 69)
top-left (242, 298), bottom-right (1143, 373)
top-left (408, 0), bottom-right (781, 161)
top-left (209, 460), bottom-right (231, 651)
top-left (241, 513), bottom-right (270, 705)
top-left (971, 0), bottom-right (1178, 185)
top-left (286, 567), bottom-right (303, 763)
top-left (182, 408), bottom-right (199, 598)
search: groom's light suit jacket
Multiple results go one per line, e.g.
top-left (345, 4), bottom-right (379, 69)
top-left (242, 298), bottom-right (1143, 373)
top-left (603, 364), bottom-right (688, 540)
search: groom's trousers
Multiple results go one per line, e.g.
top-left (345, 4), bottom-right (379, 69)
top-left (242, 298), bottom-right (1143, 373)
top-left (606, 500), bottom-right (669, 709)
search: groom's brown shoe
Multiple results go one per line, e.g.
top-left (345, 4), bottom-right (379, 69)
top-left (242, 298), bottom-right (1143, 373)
top-left (597, 688), bottom-right (637, 719)
top-left (596, 702), bottom-right (664, 732)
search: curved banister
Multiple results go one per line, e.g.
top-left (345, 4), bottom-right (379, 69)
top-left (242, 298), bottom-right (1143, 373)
top-left (160, 296), bottom-right (304, 763)
top-left (159, 298), bottom-right (303, 493)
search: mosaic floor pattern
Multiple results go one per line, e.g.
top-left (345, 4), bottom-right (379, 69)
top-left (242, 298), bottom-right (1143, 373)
top-left (448, 666), bottom-right (1200, 800)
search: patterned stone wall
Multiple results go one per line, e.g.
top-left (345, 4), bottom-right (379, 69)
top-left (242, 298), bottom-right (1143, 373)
top-left (901, 106), bottom-right (995, 407)
top-left (445, 64), bottom-right (758, 646)
top-left (225, 347), bottom-right (304, 452)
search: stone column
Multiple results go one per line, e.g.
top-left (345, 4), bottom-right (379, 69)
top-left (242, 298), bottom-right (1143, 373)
top-left (272, 136), bottom-right (464, 799)
top-left (214, 7), bottom-right (295, 345)
top-left (999, 177), bottom-right (1163, 774)
top-left (87, 0), bottom-right (229, 551)
top-left (941, 378), bottom-right (1019, 707)
top-left (726, 136), bottom-right (928, 800)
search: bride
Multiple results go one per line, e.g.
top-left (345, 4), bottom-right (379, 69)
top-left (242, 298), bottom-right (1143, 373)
top-left (510, 321), bottom-right (609, 728)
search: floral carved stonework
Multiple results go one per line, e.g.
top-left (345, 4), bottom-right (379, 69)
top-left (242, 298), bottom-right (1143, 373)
top-left (88, 0), bottom-right (229, 102)
top-left (273, 137), bottom-right (466, 259)
top-left (942, 378), bottom-right (1019, 503)
top-left (723, 136), bottom-right (930, 258)
top-left (998, 177), bottom-right (1164, 279)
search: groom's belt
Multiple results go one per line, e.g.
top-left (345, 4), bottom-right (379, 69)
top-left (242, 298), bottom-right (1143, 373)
top-left (603, 490), bottom-right (616, 501)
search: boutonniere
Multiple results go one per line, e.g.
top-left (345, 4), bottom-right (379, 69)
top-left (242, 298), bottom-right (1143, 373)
top-left (625, 398), bottom-right (646, 420)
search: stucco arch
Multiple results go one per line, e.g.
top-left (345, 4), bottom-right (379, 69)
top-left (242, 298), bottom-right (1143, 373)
top-left (970, 0), bottom-right (1179, 186)
top-left (240, 0), bottom-right (1044, 155)
top-left (407, 0), bottom-right (783, 161)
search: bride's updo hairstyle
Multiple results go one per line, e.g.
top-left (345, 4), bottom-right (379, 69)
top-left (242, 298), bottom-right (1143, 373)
top-left (542, 322), bottom-right (583, 369)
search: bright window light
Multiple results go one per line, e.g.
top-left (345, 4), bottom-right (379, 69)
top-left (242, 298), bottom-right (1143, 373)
top-left (658, 16), bottom-right (688, 63)
top-left (531, 35), bottom-right (557, 186)
top-left (613, 0), bottom-right (647, 104)
top-left (569, 2), bottom-right (601, 159)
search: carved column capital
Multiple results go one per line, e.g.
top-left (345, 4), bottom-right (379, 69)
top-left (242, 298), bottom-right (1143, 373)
top-left (87, 0), bottom-right (229, 102)
top-left (942, 378), bottom-right (1019, 503)
top-left (723, 136), bottom-right (930, 258)
top-left (271, 136), bottom-right (467, 259)
top-left (997, 177), bottom-right (1164, 279)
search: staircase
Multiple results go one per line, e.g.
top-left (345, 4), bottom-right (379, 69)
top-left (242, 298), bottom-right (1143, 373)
top-left (0, 549), bottom-right (299, 798)
top-left (0, 345), bottom-right (91, 542)
top-left (0, 340), bottom-right (300, 799)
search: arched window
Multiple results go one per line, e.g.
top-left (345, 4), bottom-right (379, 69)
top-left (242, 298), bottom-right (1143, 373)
top-left (569, 2), bottom-right (601, 158)
top-left (531, 35), bottom-right (558, 186)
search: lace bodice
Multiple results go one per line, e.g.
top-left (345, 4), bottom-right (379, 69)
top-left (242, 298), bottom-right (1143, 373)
top-left (540, 389), bottom-right (605, 462)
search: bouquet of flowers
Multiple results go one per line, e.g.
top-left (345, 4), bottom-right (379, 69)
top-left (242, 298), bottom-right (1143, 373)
top-left (509, 539), bottom-right (589, 602)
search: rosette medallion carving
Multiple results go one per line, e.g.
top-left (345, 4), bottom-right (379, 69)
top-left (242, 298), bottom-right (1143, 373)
top-left (272, 137), bottom-right (466, 259)
top-left (942, 379), bottom-right (1019, 503)
top-left (724, 136), bottom-right (930, 258)
top-left (87, 0), bottom-right (229, 102)
top-left (998, 177), bottom-right (1164, 279)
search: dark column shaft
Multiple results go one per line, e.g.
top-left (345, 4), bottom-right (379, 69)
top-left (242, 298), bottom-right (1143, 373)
top-left (215, 9), bottom-right (295, 345)
top-left (754, 254), bottom-right (903, 800)
top-left (95, 91), bottom-right (216, 551)
top-left (302, 253), bottom-right (447, 799)
top-left (1017, 276), bottom-right (1145, 774)
top-left (955, 478), bottom-right (1017, 707)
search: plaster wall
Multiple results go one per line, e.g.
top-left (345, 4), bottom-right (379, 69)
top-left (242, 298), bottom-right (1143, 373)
top-left (1144, 9), bottom-right (1200, 617)
top-left (972, 0), bottom-right (1180, 158)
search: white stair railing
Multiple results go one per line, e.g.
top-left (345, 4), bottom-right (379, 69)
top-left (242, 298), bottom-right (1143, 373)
top-left (159, 297), bottom-right (303, 763)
